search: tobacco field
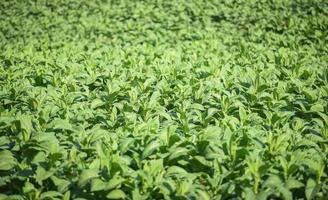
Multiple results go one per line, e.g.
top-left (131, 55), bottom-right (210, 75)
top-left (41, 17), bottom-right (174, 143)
top-left (0, 0), bottom-right (328, 199)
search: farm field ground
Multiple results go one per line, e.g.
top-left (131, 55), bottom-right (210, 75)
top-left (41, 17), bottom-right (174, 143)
top-left (0, 0), bottom-right (328, 199)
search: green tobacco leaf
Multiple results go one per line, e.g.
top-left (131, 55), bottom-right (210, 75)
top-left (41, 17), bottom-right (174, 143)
top-left (310, 104), bottom-right (324, 113)
top-left (166, 166), bottom-right (188, 177)
top-left (279, 187), bottom-right (292, 200)
top-left (39, 191), bottom-right (62, 199)
top-left (78, 169), bottom-right (99, 187)
top-left (177, 180), bottom-right (192, 195)
top-left (0, 194), bottom-right (8, 200)
top-left (306, 178), bottom-right (320, 200)
top-left (36, 133), bottom-right (61, 154)
top-left (239, 106), bottom-right (247, 123)
top-left (22, 182), bottom-right (36, 194)
top-left (87, 128), bottom-right (108, 144)
top-left (142, 140), bottom-right (160, 159)
top-left (0, 150), bottom-right (16, 170)
top-left (195, 189), bottom-right (210, 200)
top-left (52, 119), bottom-right (73, 131)
top-left (244, 188), bottom-right (256, 200)
top-left (51, 176), bottom-right (70, 193)
top-left (6, 195), bottom-right (25, 200)
top-left (63, 191), bottom-right (70, 200)
top-left (35, 166), bottom-right (53, 185)
top-left (146, 159), bottom-right (164, 176)
top-left (91, 98), bottom-right (105, 109)
top-left (106, 177), bottom-right (125, 190)
top-left (119, 138), bottom-right (134, 154)
top-left (91, 178), bottom-right (106, 192)
top-left (167, 147), bottom-right (190, 161)
top-left (106, 189), bottom-right (126, 199)
top-left (159, 180), bottom-right (176, 195)
top-left (286, 179), bottom-right (304, 189)
top-left (19, 115), bottom-right (32, 133)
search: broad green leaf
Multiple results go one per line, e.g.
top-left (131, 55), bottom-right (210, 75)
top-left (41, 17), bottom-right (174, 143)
top-left (0, 194), bottom-right (8, 200)
top-left (142, 140), bottom-right (159, 159)
top-left (145, 159), bottom-right (163, 176)
top-left (91, 179), bottom-right (106, 192)
top-left (35, 166), bottom-right (53, 185)
top-left (63, 191), bottom-right (70, 200)
top-left (119, 138), bottom-right (134, 154)
top-left (106, 177), bottom-right (125, 190)
top-left (167, 147), bottom-right (190, 161)
top-left (310, 104), bottom-right (324, 113)
top-left (159, 180), bottom-right (176, 195)
top-left (23, 182), bottom-right (36, 194)
top-left (195, 189), bottom-right (210, 200)
top-left (239, 106), bottom-right (247, 123)
top-left (52, 119), bottom-right (73, 131)
top-left (39, 191), bottom-right (62, 199)
top-left (306, 178), bottom-right (319, 200)
top-left (91, 98), bottom-right (105, 109)
top-left (0, 150), bottom-right (16, 170)
top-left (106, 189), bottom-right (126, 199)
top-left (279, 187), bottom-right (292, 200)
top-left (78, 169), bottom-right (99, 187)
top-left (166, 166), bottom-right (188, 177)
top-left (51, 176), bottom-right (70, 193)
top-left (286, 179), bottom-right (304, 189)
top-left (19, 115), bottom-right (32, 134)
top-left (36, 133), bottom-right (61, 154)
top-left (6, 195), bottom-right (25, 200)
top-left (0, 136), bottom-right (10, 149)
top-left (244, 188), bottom-right (255, 200)
top-left (177, 180), bottom-right (192, 195)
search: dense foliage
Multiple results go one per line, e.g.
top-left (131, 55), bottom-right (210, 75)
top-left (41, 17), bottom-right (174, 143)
top-left (0, 0), bottom-right (328, 199)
